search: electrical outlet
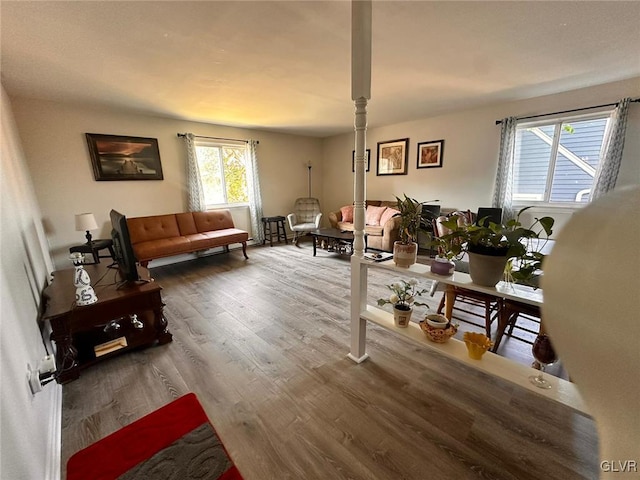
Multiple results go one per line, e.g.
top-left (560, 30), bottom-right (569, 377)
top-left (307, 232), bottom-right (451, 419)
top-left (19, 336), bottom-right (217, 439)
top-left (27, 355), bottom-right (58, 395)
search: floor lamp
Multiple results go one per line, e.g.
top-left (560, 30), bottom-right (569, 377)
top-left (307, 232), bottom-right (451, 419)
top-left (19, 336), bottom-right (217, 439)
top-left (307, 161), bottom-right (312, 197)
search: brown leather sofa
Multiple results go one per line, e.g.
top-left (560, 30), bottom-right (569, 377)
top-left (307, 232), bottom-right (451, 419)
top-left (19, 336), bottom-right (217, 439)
top-left (328, 200), bottom-right (401, 252)
top-left (127, 210), bottom-right (249, 266)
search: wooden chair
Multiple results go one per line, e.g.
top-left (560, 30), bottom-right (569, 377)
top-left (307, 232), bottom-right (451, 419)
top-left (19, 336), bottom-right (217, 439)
top-left (492, 299), bottom-right (541, 353)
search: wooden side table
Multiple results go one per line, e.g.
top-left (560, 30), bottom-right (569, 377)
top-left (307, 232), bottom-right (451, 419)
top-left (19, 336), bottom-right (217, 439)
top-left (261, 216), bottom-right (288, 246)
top-left (69, 238), bottom-right (116, 264)
top-left (41, 263), bottom-right (172, 383)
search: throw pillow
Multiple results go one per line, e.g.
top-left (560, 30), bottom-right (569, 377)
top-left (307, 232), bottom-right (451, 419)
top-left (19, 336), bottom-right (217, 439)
top-left (365, 205), bottom-right (387, 226)
top-left (340, 205), bottom-right (354, 223)
top-left (379, 207), bottom-right (400, 227)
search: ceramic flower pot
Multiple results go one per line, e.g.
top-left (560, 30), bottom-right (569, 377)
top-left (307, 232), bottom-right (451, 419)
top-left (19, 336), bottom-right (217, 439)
top-left (467, 251), bottom-right (509, 287)
top-left (430, 257), bottom-right (455, 276)
top-left (393, 241), bottom-right (417, 268)
top-left (420, 321), bottom-right (458, 343)
top-left (392, 304), bottom-right (412, 328)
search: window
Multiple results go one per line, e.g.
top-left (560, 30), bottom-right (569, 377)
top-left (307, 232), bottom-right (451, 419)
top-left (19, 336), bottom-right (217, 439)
top-left (194, 140), bottom-right (249, 207)
top-left (512, 112), bottom-right (612, 205)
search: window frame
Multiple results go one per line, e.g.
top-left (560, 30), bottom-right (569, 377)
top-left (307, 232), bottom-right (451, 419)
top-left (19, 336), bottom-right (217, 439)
top-left (512, 109), bottom-right (613, 209)
top-left (193, 138), bottom-right (250, 209)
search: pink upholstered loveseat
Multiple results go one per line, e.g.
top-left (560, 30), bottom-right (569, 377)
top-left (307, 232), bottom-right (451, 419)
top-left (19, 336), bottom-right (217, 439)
top-left (127, 210), bottom-right (249, 266)
top-left (328, 200), bottom-right (401, 252)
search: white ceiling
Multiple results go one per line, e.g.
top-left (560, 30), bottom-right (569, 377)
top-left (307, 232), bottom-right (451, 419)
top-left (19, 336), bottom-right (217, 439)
top-left (2, 1), bottom-right (639, 137)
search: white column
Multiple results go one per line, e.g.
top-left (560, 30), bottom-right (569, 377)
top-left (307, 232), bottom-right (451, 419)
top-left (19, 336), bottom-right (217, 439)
top-left (349, 0), bottom-right (372, 363)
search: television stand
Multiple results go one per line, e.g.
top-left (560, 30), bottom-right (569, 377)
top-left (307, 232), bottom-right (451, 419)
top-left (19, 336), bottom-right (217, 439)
top-left (41, 263), bottom-right (172, 384)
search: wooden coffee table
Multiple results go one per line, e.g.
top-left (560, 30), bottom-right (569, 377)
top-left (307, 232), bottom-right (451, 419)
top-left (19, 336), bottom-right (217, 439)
top-left (310, 228), bottom-right (366, 256)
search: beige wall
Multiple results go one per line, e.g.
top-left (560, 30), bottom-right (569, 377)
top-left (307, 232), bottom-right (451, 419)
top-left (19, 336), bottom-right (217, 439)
top-left (322, 77), bottom-right (640, 234)
top-left (10, 78), bottom-right (640, 269)
top-left (11, 98), bottom-right (324, 268)
top-left (1, 84), bottom-right (60, 479)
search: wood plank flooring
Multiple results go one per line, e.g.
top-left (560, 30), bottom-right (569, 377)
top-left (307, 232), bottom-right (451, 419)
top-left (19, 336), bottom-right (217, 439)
top-left (61, 241), bottom-right (599, 479)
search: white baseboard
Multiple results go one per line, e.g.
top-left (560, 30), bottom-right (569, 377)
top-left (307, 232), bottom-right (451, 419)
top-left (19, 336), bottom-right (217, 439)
top-left (45, 383), bottom-right (62, 480)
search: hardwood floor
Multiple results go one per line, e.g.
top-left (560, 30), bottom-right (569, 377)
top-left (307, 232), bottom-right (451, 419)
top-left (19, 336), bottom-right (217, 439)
top-left (61, 241), bottom-right (598, 479)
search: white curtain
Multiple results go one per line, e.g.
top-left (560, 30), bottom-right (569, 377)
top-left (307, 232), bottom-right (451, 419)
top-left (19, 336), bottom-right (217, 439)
top-left (246, 140), bottom-right (264, 243)
top-left (183, 133), bottom-right (205, 212)
top-left (590, 98), bottom-right (631, 201)
top-left (492, 117), bottom-right (517, 221)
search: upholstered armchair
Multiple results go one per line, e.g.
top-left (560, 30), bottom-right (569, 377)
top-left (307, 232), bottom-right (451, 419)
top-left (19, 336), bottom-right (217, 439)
top-left (287, 197), bottom-right (322, 244)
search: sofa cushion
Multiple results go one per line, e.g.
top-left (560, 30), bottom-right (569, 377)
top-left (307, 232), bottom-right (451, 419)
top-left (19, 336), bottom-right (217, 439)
top-left (201, 228), bottom-right (249, 246)
top-left (193, 210), bottom-right (235, 232)
top-left (337, 221), bottom-right (354, 232)
top-left (127, 215), bottom-right (181, 244)
top-left (340, 205), bottom-right (354, 223)
top-left (132, 237), bottom-right (192, 260)
top-left (380, 207), bottom-right (400, 227)
top-left (175, 213), bottom-right (198, 235)
top-left (365, 205), bottom-right (387, 226)
top-left (336, 222), bottom-right (384, 236)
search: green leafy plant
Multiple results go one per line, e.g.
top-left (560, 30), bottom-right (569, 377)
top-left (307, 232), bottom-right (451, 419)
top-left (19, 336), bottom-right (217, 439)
top-left (436, 207), bottom-right (554, 285)
top-left (394, 194), bottom-right (424, 244)
top-left (377, 278), bottom-right (429, 310)
top-left (428, 212), bottom-right (469, 261)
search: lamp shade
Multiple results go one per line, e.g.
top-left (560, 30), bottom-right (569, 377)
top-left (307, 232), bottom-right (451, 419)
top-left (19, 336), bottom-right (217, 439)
top-left (75, 213), bottom-right (98, 232)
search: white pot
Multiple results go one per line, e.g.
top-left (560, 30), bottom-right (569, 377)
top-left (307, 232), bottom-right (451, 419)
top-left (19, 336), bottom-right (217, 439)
top-left (393, 304), bottom-right (412, 328)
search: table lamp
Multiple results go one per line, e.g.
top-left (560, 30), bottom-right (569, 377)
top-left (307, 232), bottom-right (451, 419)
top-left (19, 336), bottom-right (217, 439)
top-left (75, 213), bottom-right (98, 244)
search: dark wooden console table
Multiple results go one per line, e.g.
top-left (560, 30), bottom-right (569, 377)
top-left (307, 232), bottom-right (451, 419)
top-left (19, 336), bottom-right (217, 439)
top-left (41, 263), bottom-right (172, 383)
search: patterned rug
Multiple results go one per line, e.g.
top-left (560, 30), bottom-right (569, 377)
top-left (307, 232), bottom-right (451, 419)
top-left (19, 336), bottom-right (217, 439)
top-left (67, 393), bottom-right (242, 480)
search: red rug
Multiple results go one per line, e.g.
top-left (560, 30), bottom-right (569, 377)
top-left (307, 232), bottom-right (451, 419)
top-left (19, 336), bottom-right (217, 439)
top-left (67, 393), bottom-right (243, 480)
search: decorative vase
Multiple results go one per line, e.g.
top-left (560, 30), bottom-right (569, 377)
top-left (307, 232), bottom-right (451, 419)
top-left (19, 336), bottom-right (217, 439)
top-left (69, 253), bottom-right (98, 306)
top-left (430, 257), bottom-right (455, 275)
top-left (392, 304), bottom-right (412, 328)
top-left (463, 332), bottom-right (493, 360)
top-left (393, 241), bottom-right (417, 268)
top-left (467, 251), bottom-right (509, 287)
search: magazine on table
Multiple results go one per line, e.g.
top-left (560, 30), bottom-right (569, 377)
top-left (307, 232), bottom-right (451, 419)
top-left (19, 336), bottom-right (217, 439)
top-left (363, 252), bottom-right (393, 262)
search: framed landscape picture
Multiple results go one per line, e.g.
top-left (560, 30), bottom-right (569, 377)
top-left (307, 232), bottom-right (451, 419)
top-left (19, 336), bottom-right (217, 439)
top-left (376, 138), bottom-right (409, 176)
top-left (417, 139), bottom-right (444, 169)
top-left (85, 133), bottom-right (164, 181)
top-left (352, 149), bottom-right (371, 172)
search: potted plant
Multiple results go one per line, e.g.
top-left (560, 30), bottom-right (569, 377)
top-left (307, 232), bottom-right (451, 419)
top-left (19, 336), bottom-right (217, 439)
top-left (377, 278), bottom-right (429, 327)
top-left (437, 207), bottom-right (554, 287)
top-left (428, 212), bottom-right (470, 275)
top-left (393, 194), bottom-right (424, 267)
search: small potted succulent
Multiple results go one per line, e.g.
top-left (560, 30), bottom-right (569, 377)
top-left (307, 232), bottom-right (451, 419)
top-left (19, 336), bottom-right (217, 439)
top-left (377, 278), bottom-right (429, 328)
top-left (436, 207), bottom-right (554, 287)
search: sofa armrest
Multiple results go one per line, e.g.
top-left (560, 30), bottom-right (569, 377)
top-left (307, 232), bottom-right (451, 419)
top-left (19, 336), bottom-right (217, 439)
top-left (381, 216), bottom-right (401, 249)
top-left (328, 211), bottom-right (341, 228)
top-left (314, 213), bottom-right (323, 229)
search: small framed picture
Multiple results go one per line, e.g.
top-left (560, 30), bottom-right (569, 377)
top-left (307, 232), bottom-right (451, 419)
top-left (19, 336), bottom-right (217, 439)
top-left (85, 133), bottom-right (164, 181)
top-left (352, 149), bottom-right (371, 172)
top-left (377, 138), bottom-right (409, 176)
top-left (417, 139), bottom-right (444, 169)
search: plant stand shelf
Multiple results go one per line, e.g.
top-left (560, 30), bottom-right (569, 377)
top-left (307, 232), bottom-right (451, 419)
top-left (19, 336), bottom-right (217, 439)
top-left (349, 256), bottom-right (588, 415)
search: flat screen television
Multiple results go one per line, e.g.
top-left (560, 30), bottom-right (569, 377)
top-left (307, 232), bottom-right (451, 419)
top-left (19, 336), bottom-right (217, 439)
top-left (110, 209), bottom-right (140, 282)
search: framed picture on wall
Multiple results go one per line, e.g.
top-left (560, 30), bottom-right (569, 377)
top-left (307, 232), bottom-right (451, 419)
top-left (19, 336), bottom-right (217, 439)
top-left (352, 149), bottom-right (371, 172)
top-left (417, 139), bottom-right (444, 169)
top-left (85, 133), bottom-right (164, 181)
top-left (376, 138), bottom-right (409, 176)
